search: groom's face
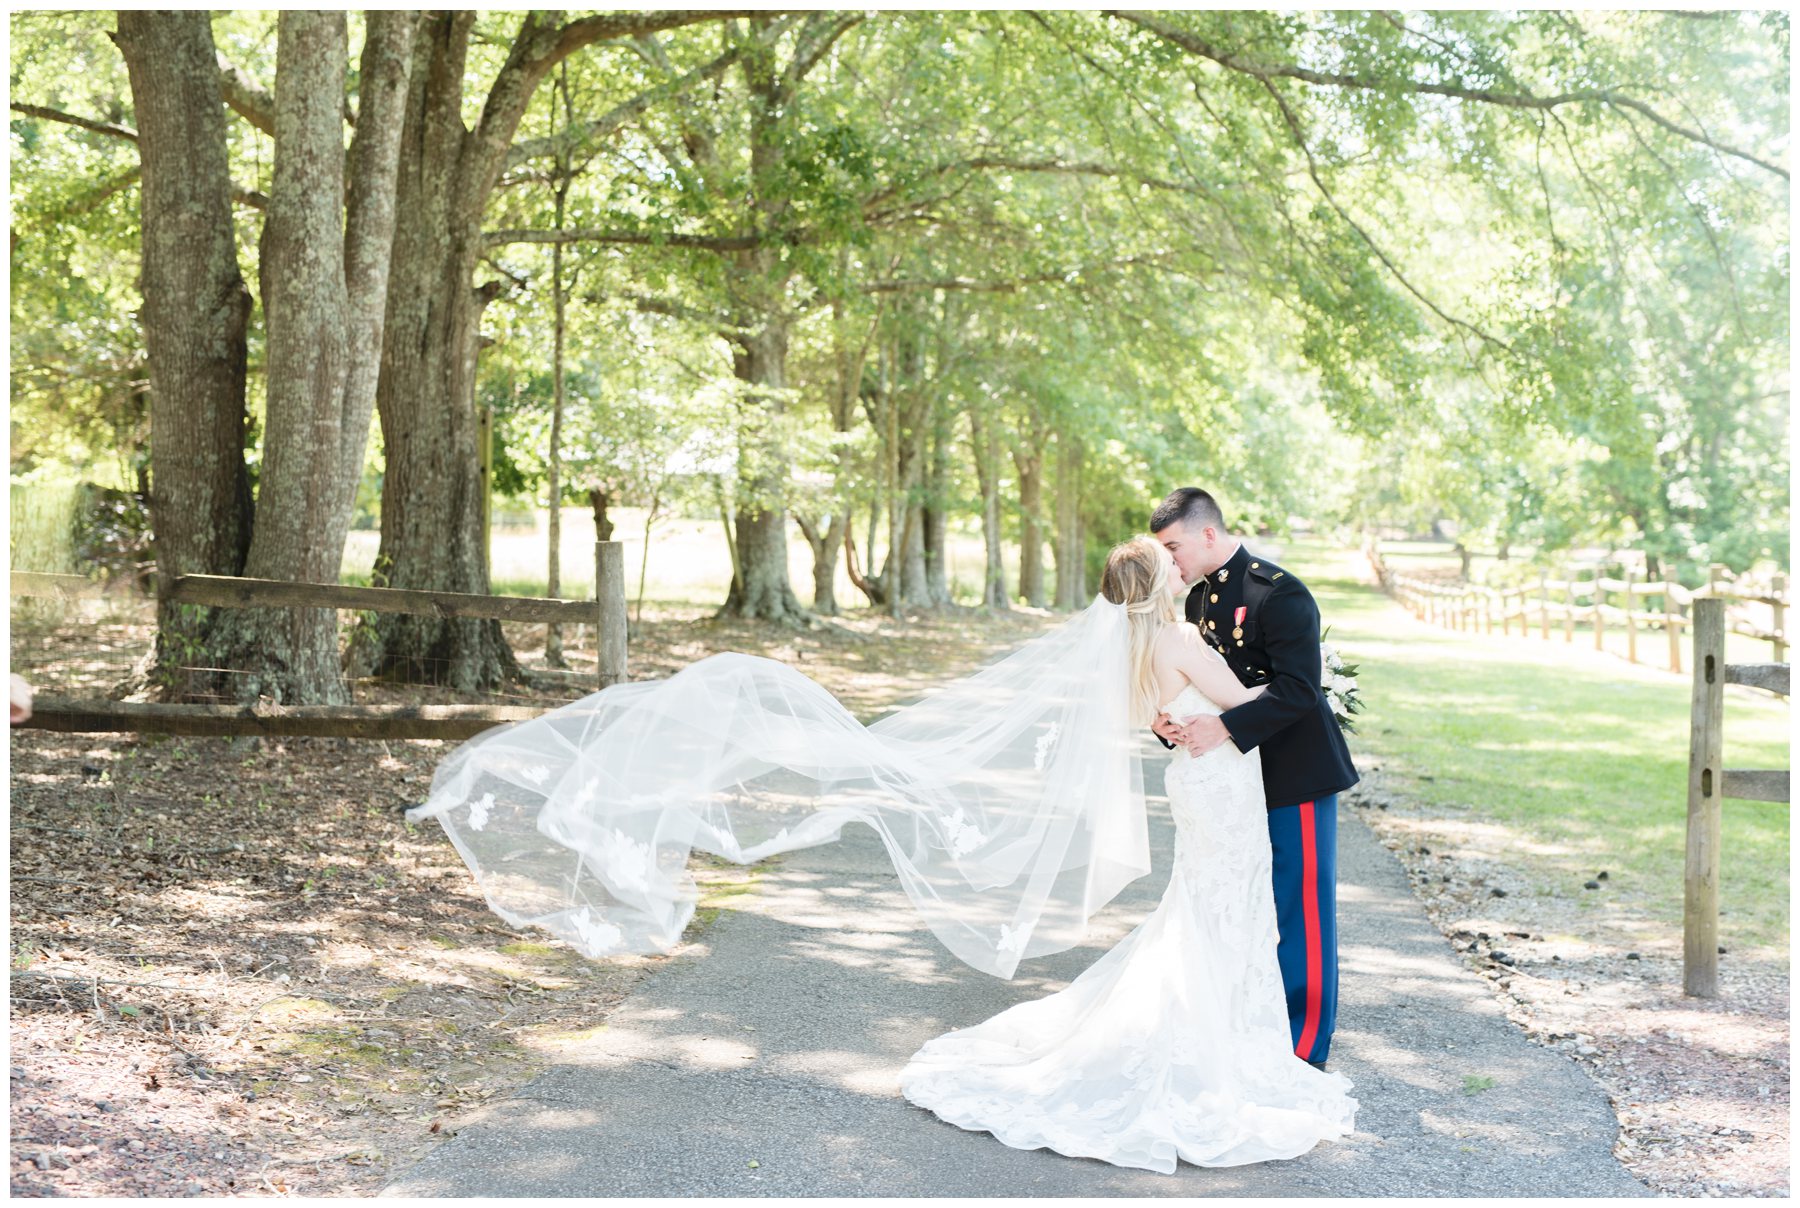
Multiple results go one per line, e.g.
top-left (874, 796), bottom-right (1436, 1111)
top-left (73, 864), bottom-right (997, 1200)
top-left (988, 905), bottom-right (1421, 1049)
top-left (1155, 520), bottom-right (1220, 586)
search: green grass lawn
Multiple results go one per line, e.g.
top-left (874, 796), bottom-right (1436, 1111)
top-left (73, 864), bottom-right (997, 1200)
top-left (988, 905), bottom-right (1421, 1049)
top-left (1286, 539), bottom-right (1790, 960)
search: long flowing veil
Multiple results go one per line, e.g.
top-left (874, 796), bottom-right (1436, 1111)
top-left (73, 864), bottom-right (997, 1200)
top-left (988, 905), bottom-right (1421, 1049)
top-left (406, 596), bottom-right (1148, 979)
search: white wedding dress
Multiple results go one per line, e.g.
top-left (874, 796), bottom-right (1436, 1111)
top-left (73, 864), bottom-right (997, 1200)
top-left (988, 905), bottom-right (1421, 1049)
top-left (898, 683), bottom-right (1359, 1172)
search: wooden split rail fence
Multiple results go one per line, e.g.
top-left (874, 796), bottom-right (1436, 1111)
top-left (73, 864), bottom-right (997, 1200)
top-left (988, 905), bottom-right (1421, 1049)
top-left (1372, 548), bottom-right (1787, 673)
top-left (10, 541), bottom-right (628, 741)
top-left (1683, 597), bottom-right (1789, 998)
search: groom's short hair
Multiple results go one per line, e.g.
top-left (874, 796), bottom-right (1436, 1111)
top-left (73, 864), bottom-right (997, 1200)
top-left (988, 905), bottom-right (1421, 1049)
top-left (1149, 487), bottom-right (1227, 535)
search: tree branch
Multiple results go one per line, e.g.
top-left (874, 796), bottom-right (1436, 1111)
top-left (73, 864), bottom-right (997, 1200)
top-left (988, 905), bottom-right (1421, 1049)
top-left (480, 254), bottom-right (532, 292)
top-left (506, 44), bottom-right (740, 169)
top-left (783, 12), bottom-right (864, 93)
top-left (552, 10), bottom-right (773, 63)
top-left (1608, 101), bottom-right (1747, 334)
top-left (485, 227), bottom-right (762, 252)
top-left (215, 53), bottom-right (275, 137)
top-left (1255, 74), bottom-right (1512, 356)
top-left (10, 102), bottom-right (136, 142)
top-left (617, 291), bottom-right (751, 337)
top-left (40, 166), bottom-right (143, 221)
top-left (865, 253), bottom-right (1176, 295)
top-left (1108, 9), bottom-right (1788, 180)
top-left (862, 156), bottom-right (1126, 220)
top-left (6, 111), bottom-right (266, 214)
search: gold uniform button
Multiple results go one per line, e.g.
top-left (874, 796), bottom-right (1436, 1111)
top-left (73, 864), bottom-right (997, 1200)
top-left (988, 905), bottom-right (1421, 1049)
top-left (1210, 593), bottom-right (1219, 603)
top-left (1208, 620), bottom-right (1217, 629)
top-left (1235, 639), bottom-right (1244, 647)
top-left (1251, 561), bottom-right (1260, 569)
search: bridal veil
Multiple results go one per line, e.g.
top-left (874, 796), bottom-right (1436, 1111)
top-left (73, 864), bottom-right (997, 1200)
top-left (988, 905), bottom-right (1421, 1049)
top-left (406, 597), bottom-right (1148, 979)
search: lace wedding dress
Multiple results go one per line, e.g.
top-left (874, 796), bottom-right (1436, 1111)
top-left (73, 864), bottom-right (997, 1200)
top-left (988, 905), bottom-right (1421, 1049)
top-left (898, 683), bottom-right (1359, 1172)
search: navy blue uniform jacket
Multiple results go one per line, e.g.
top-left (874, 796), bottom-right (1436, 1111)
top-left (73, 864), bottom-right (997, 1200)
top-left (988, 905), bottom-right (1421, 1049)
top-left (1184, 544), bottom-right (1359, 811)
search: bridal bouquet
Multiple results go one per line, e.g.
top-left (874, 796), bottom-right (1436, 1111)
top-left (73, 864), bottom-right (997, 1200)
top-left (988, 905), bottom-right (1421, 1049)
top-left (1320, 630), bottom-right (1363, 733)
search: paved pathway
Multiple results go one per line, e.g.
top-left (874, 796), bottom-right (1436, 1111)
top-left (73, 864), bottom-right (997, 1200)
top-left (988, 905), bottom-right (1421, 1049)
top-left (385, 751), bottom-right (1648, 1197)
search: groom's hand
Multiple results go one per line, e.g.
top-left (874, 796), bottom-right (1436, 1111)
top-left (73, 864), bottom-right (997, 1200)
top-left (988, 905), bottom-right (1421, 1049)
top-left (1181, 714), bottom-right (1231, 756)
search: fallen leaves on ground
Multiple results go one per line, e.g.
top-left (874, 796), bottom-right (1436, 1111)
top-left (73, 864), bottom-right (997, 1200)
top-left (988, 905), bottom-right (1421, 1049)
top-left (10, 600), bottom-right (1054, 1197)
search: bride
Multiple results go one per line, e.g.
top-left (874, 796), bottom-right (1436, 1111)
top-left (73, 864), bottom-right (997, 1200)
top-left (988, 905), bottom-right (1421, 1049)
top-left (407, 534), bottom-right (1355, 1171)
top-left (899, 536), bottom-right (1356, 1170)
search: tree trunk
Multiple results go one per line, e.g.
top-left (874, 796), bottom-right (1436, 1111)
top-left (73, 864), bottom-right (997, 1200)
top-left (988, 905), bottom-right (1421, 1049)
top-left (113, 11), bottom-right (254, 700)
top-left (1054, 435), bottom-right (1085, 610)
top-left (1013, 443), bottom-right (1047, 608)
top-left (326, 12), bottom-right (416, 560)
top-left (923, 396), bottom-right (952, 606)
top-left (545, 221), bottom-right (566, 664)
top-left (794, 512), bottom-right (846, 615)
top-left (719, 316), bottom-right (806, 622)
top-left (714, 476), bottom-right (741, 599)
top-left (969, 408), bottom-right (1008, 610)
top-left (360, 13), bottom-right (517, 691)
top-left (589, 488), bottom-right (614, 542)
top-left (807, 289), bottom-right (872, 617)
top-left (351, 10), bottom-right (735, 681)
top-left (204, 11), bottom-right (354, 705)
top-left (900, 501), bottom-right (929, 605)
top-left (874, 320), bottom-right (935, 614)
top-left (875, 340), bottom-right (902, 613)
top-left (633, 491), bottom-right (661, 633)
top-left (718, 31), bottom-right (806, 624)
top-left (864, 498), bottom-right (881, 601)
top-left (544, 63), bottom-right (575, 667)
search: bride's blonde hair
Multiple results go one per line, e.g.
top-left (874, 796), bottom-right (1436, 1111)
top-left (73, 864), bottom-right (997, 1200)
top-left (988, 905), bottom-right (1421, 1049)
top-left (1100, 535), bottom-right (1179, 727)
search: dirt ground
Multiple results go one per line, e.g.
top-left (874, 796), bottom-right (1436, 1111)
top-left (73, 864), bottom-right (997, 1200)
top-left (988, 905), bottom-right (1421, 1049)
top-left (1345, 766), bottom-right (1790, 1199)
top-left (7, 602), bottom-right (1055, 1198)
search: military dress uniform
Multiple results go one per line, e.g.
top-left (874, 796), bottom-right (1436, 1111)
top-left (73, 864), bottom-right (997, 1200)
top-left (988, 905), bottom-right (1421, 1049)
top-left (1182, 543), bottom-right (1358, 1065)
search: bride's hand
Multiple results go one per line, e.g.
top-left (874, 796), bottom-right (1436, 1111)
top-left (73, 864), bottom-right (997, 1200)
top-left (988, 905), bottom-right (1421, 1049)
top-left (1151, 712), bottom-right (1188, 745)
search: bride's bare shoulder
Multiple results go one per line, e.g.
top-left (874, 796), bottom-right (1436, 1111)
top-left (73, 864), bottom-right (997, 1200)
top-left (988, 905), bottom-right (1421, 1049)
top-left (1155, 620), bottom-right (1201, 649)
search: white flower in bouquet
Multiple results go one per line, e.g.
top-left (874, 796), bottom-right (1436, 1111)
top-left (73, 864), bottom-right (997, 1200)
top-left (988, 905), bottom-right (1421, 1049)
top-left (1319, 628), bottom-right (1364, 733)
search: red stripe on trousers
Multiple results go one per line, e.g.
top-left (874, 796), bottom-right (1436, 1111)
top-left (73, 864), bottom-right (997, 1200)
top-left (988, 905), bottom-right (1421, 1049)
top-left (1293, 800), bottom-right (1323, 1061)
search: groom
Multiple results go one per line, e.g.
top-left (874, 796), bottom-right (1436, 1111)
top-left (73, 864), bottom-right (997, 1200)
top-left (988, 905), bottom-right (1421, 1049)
top-left (1148, 488), bottom-right (1358, 1070)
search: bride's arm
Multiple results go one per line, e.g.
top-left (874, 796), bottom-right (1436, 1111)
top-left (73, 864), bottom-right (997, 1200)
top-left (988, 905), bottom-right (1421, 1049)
top-left (1157, 623), bottom-right (1265, 711)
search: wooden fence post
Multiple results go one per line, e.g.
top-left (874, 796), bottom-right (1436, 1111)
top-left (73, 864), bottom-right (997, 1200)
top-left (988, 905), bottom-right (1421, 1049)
top-left (1565, 579), bottom-right (1577, 643)
top-left (1593, 576), bottom-right (1606, 652)
top-left (1539, 573), bottom-right (1549, 640)
top-left (1666, 573), bottom-right (1682, 675)
top-left (1623, 566), bottom-right (1638, 665)
top-left (1684, 598), bottom-right (1725, 998)
top-left (1771, 572), bottom-right (1787, 664)
top-left (596, 540), bottom-right (628, 689)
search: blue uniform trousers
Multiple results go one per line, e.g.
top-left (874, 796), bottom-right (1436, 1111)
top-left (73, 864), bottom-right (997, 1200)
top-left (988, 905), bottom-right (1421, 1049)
top-left (1266, 794), bottom-right (1339, 1063)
